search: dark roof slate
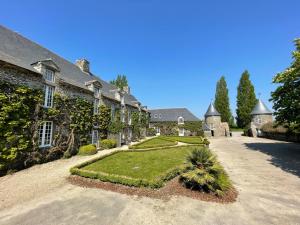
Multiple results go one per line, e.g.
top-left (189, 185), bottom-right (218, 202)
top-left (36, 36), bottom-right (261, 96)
top-left (149, 108), bottom-right (200, 122)
top-left (251, 99), bottom-right (272, 115)
top-left (205, 103), bottom-right (221, 117)
top-left (0, 25), bottom-right (141, 108)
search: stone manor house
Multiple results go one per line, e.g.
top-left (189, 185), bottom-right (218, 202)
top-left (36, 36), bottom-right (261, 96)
top-left (0, 25), bottom-right (148, 149)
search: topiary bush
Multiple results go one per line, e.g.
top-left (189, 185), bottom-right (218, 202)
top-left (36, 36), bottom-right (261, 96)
top-left (100, 139), bottom-right (117, 149)
top-left (78, 144), bottom-right (97, 156)
top-left (146, 128), bottom-right (156, 137)
top-left (180, 148), bottom-right (231, 196)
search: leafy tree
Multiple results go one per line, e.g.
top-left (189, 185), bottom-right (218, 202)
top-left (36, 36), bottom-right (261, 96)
top-left (271, 39), bottom-right (300, 132)
top-left (110, 75), bottom-right (128, 90)
top-left (214, 76), bottom-right (233, 126)
top-left (97, 105), bottom-right (111, 139)
top-left (236, 70), bottom-right (257, 128)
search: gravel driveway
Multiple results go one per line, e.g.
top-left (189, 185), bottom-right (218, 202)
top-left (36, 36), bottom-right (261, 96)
top-left (0, 136), bottom-right (300, 225)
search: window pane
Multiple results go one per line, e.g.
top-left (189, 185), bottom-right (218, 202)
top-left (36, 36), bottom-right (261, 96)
top-left (45, 85), bottom-right (54, 107)
top-left (45, 69), bottom-right (54, 82)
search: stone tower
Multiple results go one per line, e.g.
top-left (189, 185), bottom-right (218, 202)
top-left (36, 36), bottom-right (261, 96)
top-left (250, 99), bottom-right (273, 136)
top-left (204, 103), bottom-right (229, 137)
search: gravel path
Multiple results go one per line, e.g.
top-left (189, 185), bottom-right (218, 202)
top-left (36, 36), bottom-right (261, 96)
top-left (0, 136), bottom-right (300, 225)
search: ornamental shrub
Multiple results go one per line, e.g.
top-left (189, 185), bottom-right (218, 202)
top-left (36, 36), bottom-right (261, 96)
top-left (180, 148), bottom-right (231, 196)
top-left (146, 128), bottom-right (156, 137)
top-left (78, 144), bottom-right (97, 156)
top-left (101, 139), bottom-right (117, 149)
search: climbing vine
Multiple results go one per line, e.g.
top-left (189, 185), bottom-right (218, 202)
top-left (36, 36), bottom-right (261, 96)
top-left (0, 81), bottom-right (43, 174)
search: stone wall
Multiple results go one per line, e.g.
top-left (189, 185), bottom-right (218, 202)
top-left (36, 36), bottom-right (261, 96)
top-left (0, 61), bottom-right (44, 89)
top-left (252, 114), bottom-right (273, 129)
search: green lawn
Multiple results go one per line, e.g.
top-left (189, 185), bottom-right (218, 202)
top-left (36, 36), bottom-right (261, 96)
top-left (71, 145), bottom-right (203, 188)
top-left (129, 137), bottom-right (177, 149)
top-left (160, 136), bottom-right (205, 144)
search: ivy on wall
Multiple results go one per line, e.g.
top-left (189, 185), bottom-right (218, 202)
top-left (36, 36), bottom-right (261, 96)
top-left (97, 105), bottom-right (111, 139)
top-left (0, 82), bottom-right (43, 174)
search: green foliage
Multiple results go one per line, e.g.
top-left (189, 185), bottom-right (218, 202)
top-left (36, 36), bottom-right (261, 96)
top-left (131, 111), bottom-right (141, 139)
top-left (160, 136), bottom-right (208, 144)
top-left (182, 121), bottom-right (204, 136)
top-left (78, 144), bottom-right (97, 156)
top-left (71, 146), bottom-right (195, 188)
top-left (109, 74), bottom-right (128, 90)
top-left (108, 108), bottom-right (125, 134)
top-left (180, 148), bottom-right (231, 196)
top-left (152, 122), bottom-right (178, 136)
top-left (100, 139), bottom-right (117, 149)
top-left (0, 82), bottom-right (43, 173)
top-left (271, 39), bottom-right (300, 133)
top-left (129, 137), bottom-right (177, 149)
top-left (97, 105), bottom-right (111, 139)
top-left (146, 128), bottom-right (156, 137)
top-left (214, 76), bottom-right (233, 125)
top-left (236, 70), bottom-right (257, 128)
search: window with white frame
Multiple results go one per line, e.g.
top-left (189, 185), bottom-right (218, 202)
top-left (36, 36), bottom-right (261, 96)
top-left (178, 116), bottom-right (184, 124)
top-left (45, 69), bottom-right (55, 82)
top-left (38, 121), bottom-right (53, 147)
top-left (94, 99), bottom-right (100, 114)
top-left (92, 130), bottom-right (98, 145)
top-left (111, 105), bottom-right (115, 120)
top-left (255, 116), bottom-right (262, 124)
top-left (128, 110), bottom-right (132, 125)
top-left (94, 86), bottom-right (100, 98)
top-left (154, 114), bottom-right (158, 118)
top-left (44, 85), bottom-right (54, 108)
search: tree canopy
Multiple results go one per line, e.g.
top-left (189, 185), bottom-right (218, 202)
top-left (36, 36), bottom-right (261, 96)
top-left (214, 76), bottom-right (233, 126)
top-left (236, 70), bottom-right (257, 128)
top-left (271, 39), bottom-right (300, 132)
top-left (110, 75), bottom-right (128, 90)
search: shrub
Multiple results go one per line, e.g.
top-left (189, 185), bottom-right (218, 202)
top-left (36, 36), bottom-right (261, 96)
top-left (146, 128), bottom-right (156, 137)
top-left (180, 148), bottom-right (231, 196)
top-left (101, 139), bottom-right (117, 149)
top-left (78, 144), bottom-right (97, 156)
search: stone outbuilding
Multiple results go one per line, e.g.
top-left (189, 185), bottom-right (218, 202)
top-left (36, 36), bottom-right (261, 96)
top-left (250, 99), bottom-right (273, 137)
top-left (203, 103), bottom-right (229, 137)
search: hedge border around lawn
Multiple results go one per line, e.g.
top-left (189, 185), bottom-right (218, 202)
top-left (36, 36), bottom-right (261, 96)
top-left (158, 136), bottom-right (208, 144)
top-left (70, 144), bottom-right (205, 188)
top-left (128, 137), bottom-right (178, 149)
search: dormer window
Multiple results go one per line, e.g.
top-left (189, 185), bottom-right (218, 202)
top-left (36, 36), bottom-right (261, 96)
top-left (45, 69), bottom-right (55, 82)
top-left (178, 116), bottom-right (184, 125)
top-left (154, 114), bottom-right (158, 118)
top-left (94, 86), bottom-right (100, 98)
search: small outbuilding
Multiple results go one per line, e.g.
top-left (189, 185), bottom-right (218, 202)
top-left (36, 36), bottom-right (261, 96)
top-left (250, 99), bottom-right (273, 137)
top-left (203, 103), bottom-right (229, 137)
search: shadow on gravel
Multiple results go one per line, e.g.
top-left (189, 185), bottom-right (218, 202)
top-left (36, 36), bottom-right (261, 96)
top-left (245, 142), bottom-right (300, 178)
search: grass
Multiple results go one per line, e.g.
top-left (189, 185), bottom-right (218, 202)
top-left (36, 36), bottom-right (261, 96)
top-left (129, 137), bottom-right (177, 149)
top-left (71, 145), bottom-right (202, 188)
top-left (160, 136), bottom-right (205, 144)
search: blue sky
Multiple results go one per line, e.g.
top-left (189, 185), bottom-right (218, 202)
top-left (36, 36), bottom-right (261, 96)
top-left (1, 0), bottom-right (299, 119)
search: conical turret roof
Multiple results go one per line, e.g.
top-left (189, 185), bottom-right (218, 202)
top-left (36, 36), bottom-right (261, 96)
top-left (251, 99), bottom-right (272, 115)
top-left (205, 103), bottom-right (221, 117)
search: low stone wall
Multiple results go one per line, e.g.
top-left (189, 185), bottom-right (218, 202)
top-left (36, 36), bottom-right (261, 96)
top-left (261, 132), bottom-right (300, 143)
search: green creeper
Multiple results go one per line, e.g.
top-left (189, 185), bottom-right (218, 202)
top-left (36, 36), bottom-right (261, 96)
top-left (236, 70), bottom-right (257, 128)
top-left (214, 76), bottom-right (233, 126)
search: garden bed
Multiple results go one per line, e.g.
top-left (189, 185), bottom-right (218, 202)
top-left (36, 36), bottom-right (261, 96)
top-left (129, 137), bottom-right (178, 149)
top-left (70, 146), bottom-right (196, 188)
top-left (68, 175), bottom-right (237, 203)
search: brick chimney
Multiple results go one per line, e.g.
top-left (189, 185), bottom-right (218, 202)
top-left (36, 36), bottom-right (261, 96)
top-left (76, 59), bottom-right (90, 74)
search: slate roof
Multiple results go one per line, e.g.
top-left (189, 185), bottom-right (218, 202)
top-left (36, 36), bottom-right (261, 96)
top-left (0, 25), bottom-right (141, 108)
top-left (149, 108), bottom-right (200, 122)
top-left (204, 103), bottom-right (221, 117)
top-left (251, 99), bottom-right (272, 115)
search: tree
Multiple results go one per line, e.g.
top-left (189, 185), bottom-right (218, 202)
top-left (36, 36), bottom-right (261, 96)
top-left (110, 75), bottom-right (128, 90)
top-left (236, 70), bottom-right (257, 128)
top-left (271, 39), bottom-right (300, 132)
top-left (214, 76), bottom-right (233, 126)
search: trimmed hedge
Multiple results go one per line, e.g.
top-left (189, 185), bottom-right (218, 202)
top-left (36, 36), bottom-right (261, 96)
top-left (78, 144), bottom-right (97, 156)
top-left (70, 145), bottom-right (203, 188)
top-left (159, 136), bottom-right (210, 145)
top-left (129, 137), bottom-right (177, 149)
top-left (100, 139), bottom-right (117, 149)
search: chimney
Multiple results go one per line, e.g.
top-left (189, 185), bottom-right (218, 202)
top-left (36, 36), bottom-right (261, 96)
top-left (76, 59), bottom-right (90, 74)
top-left (123, 86), bottom-right (130, 94)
